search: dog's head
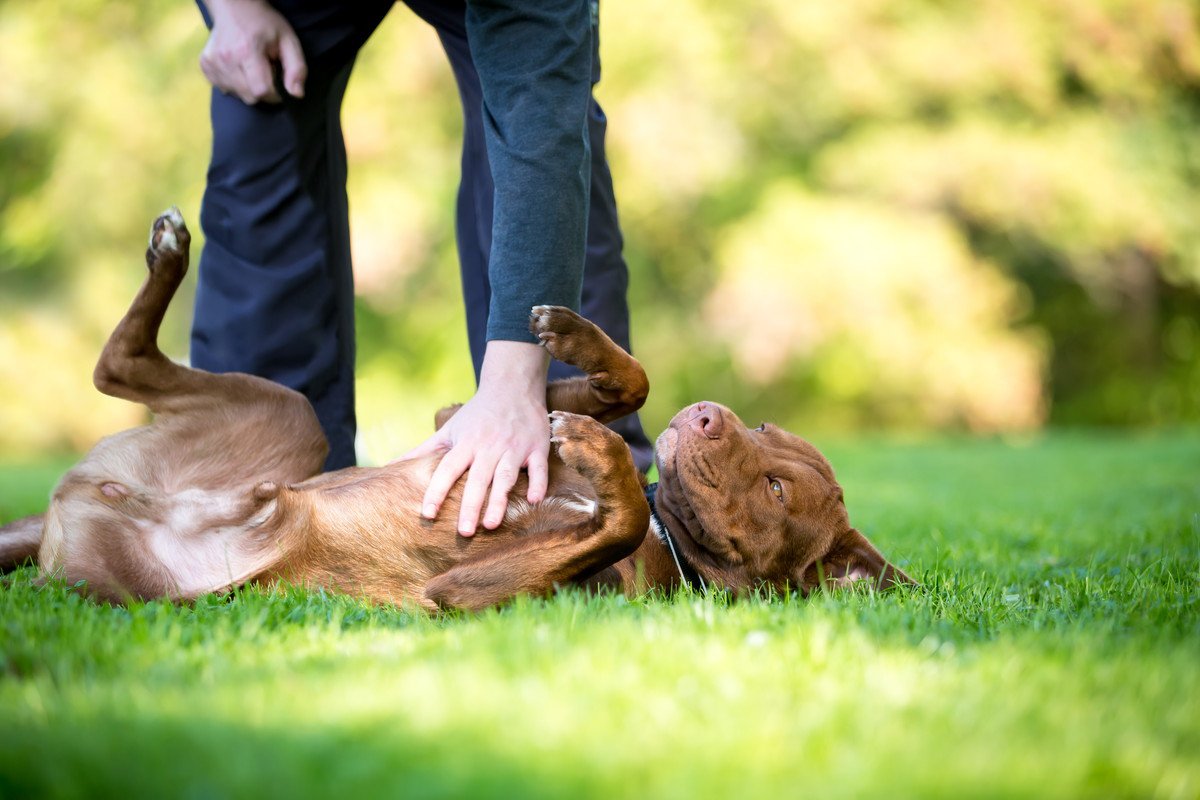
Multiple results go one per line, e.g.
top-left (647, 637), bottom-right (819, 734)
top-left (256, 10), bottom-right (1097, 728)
top-left (653, 401), bottom-right (913, 595)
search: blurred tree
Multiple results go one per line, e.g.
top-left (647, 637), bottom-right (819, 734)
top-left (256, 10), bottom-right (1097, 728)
top-left (0, 0), bottom-right (1197, 458)
top-left (601, 0), bottom-right (1200, 432)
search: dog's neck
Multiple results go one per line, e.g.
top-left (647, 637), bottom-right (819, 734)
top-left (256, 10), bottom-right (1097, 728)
top-left (640, 482), bottom-right (708, 592)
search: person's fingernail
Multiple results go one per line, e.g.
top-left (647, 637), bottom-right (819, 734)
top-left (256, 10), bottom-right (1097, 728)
top-left (423, 503), bottom-right (437, 518)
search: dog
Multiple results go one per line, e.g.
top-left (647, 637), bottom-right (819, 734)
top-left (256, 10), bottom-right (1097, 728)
top-left (0, 209), bottom-right (913, 611)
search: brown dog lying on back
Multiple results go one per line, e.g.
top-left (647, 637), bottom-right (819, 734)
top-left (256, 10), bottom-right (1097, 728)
top-left (0, 209), bottom-right (913, 610)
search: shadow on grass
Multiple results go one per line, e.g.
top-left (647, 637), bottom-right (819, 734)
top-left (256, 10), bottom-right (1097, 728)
top-left (0, 711), bottom-right (607, 800)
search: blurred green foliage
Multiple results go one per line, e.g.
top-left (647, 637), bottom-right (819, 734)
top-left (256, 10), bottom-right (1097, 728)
top-left (0, 0), bottom-right (1198, 457)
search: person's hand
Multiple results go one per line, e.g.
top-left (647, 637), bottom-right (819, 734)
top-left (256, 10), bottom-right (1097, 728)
top-left (400, 341), bottom-right (550, 536)
top-left (200, 0), bottom-right (307, 105)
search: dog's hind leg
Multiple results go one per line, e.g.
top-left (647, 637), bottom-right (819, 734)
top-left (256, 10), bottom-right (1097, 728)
top-left (91, 208), bottom-right (327, 481)
top-left (90, 207), bottom-right (208, 414)
top-left (0, 515), bottom-right (43, 572)
top-left (530, 306), bottom-right (650, 423)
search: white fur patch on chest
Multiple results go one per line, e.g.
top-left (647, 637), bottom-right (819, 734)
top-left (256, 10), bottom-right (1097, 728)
top-left (648, 511), bottom-right (667, 543)
top-left (504, 494), bottom-right (598, 525)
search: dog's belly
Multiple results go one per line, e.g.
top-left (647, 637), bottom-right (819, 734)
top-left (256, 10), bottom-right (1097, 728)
top-left (267, 459), bottom-right (602, 607)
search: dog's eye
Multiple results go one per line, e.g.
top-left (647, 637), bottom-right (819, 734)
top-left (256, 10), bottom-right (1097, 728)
top-left (754, 423), bottom-right (766, 433)
top-left (770, 479), bottom-right (784, 500)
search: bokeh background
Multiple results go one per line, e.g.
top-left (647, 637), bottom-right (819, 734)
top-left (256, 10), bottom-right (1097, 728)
top-left (1, 0), bottom-right (1198, 462)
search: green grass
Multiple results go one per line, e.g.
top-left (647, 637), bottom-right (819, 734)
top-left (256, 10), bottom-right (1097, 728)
top-left (1, 432), bottom-right (1198, 799)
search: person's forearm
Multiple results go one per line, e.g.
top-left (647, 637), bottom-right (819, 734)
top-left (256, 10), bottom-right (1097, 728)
top-left (466, 0), bottom-right (593, 342)
top-left (204, 0), bottom-right (267, 16)
top-left (477, 340), bottom-right (550, 401)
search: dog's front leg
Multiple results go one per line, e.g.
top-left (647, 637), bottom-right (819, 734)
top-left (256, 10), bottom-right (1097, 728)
top-left (423, 412), bottom-right (649, 611)
top-left (430, 306), bottom-right (648, 432)
top-left (531, 306), bottom-right (650, 423)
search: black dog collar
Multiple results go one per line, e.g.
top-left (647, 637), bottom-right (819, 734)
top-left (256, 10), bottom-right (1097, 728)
top-left (644, 482), bottom-right (707, 592)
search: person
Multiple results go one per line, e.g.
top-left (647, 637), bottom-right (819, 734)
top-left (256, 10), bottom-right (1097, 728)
top-left (190, 0), bottom-right (652, 538)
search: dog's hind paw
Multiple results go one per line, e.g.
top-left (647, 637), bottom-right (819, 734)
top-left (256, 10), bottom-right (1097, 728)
top-left (145, 206), bottom-right (191, 269)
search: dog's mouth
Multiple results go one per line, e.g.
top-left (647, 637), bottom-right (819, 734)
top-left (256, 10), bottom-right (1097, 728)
top-left (653, 427), bottom-right (729, 568)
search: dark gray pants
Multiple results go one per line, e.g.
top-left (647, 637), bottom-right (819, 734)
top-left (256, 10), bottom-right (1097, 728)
top-left (191, 0), bottom-right (652, 471)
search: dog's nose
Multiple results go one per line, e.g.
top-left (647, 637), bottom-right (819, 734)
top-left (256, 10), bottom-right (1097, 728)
top-left (687, 402), bottom-right (724, 439)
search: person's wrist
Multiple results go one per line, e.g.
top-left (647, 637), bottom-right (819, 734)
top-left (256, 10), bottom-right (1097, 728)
top-left (478, 340), bottom-right (548, 402)
top-left (206, 0), bottom-right (270, 8)
top-left (206, 0), bottom-right (271, 21)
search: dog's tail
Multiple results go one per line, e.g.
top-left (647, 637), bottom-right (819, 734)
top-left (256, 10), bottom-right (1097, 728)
top-left (0, 514), bottom-right (44, 572)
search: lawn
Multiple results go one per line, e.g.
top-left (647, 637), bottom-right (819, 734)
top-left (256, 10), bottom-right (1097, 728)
top-left (1, 432), bottom-right (1197, 799)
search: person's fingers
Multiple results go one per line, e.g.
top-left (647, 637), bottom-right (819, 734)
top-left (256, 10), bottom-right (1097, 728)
top-left (525, 447), bottom-right (549, 506)
top-left (198, 50), bottom-right (217, 87)
top-left (396, 434), bottom-right (449, 463)
top-left (421, 446), bottom-right (472, 521)
top-left (482, 453), bottom-right (523, 529)
top-left (241, 56), bottom-right (281, 103)
top-left (278, 30), bottom-right (307, 98)
top-left (457, 451), bottom-right (500, 536)
top-left (199, 48), bottom-right (238, 98)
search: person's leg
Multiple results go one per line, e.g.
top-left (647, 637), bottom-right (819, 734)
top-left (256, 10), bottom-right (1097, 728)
top-left (190, 1), bottom-right (392, 471)
top-left (409, 0), bottom-right (654, 471)
top-left (410, 0), bottom-right (493, 378)
top-left (464, 0), bottom-right (592, 345)
top-left (571, 61), bottom-right (653, 472)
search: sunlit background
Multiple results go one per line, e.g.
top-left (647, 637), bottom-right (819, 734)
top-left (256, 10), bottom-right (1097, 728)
top-left (1, 0), bottom-right (1197, 462)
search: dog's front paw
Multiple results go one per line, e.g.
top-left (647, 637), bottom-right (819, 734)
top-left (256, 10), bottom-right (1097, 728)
top-left (549, 410), bottom-right (625, 478)
top-left (145, 206), bottom-right (191, 272)
top-left (529, 305), bottom-right (602, 366)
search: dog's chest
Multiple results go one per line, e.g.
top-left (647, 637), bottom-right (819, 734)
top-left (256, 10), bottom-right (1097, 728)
top-left (503, 493), bottom-right (598, 532)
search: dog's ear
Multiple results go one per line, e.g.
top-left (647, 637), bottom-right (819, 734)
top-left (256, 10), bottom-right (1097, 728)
top-left (802, 528), bottom-right (915, 592)
top-left (0, 514), bottom-right (45, 572)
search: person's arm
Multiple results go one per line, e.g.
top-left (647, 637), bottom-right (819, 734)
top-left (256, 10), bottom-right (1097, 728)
top-left (401, 0), bottom-right (594, 536)
top-left (198, 0), bottom-right (307, 104)
top-left (403, 341), bottom-right (551, 536)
